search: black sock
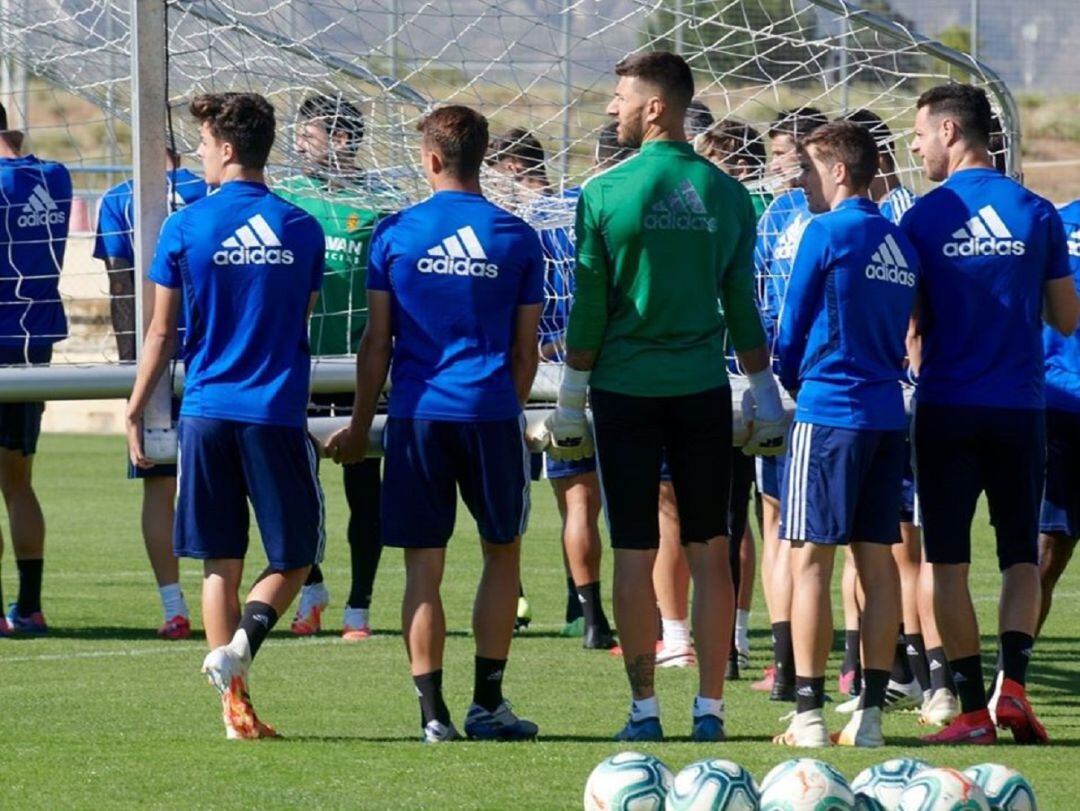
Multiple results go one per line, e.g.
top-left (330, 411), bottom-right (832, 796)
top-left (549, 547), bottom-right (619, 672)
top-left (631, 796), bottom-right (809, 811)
top-left (927, 646), bottom-right (953, 692)
top-left (304, 564), bottom-right (324, 586)
top-left (950, 654), bottom-right (987, 714)
top-left (15, 558), bottom-right (43, 615)
top-left (238, 601), bottom-right (278, 661)
top-left (1000, 631), bottom-right (1034, 687)
top-left (576, 581), bottom-right (609, 631)
top-left (860, 668), bottom-right (890, 710)
top-left (772, 622), bottom-right (795, 688)
top-left (345, 458), bottom-right (382, 609)
top-left (473, 656), bottom-right (507, 712)
top-left (906, 633), bottom-right (931, 692)
top-left (566, 577), bottom-right (584, 623)
top-left (890, 625), bottom-right (914, 683)
top-left (519, 583), bottom-right (525, 598)
top-left (841, 629), bottom-right (861, 675)
top-left (795, 675), bottom-right (825, 713)
top-left (414, 670), bottom-right (450, 726)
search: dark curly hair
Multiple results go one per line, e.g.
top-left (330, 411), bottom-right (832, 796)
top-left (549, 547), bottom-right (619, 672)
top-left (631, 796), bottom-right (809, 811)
top-left (189, 93), bottom-right (276, 170)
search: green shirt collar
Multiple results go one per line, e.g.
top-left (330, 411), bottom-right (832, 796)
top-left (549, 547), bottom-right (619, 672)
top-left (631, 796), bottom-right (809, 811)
top-left (640, 139), bottom-right (695, 155)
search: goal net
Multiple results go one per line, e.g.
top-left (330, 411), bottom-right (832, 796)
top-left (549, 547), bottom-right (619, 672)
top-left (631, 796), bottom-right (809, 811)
top-left (0, 0), bottom-right (1019, 407)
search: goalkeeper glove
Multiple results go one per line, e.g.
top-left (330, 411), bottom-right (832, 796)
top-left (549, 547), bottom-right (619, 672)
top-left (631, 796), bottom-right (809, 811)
top-left (541, 367), bottom-right (594, 460)
top-left (742, 368), bottom-right (789, 457)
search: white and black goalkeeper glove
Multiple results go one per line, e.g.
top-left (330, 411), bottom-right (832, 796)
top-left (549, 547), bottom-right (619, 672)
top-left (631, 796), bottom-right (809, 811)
top-left (541, 367), bottom-right (594, 461)
top-left (741, 368), bottom-right (789, 457)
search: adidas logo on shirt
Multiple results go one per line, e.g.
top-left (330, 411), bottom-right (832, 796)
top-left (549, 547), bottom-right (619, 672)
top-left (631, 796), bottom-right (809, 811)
top-left (16, 184), bottom-right (66, 228)
top-left (416, 226), bottom-right (499, 278)
top-left (644, 179), bottom-right (718, 233)
top-left (212, 215), bottom-right (295, 266)
top-left (773, 214), bottom-right (809, 261)
top-left (943, 205), bottom-right (1026, 257)
top-left (866, 233), bottom-right (916, 286)
top-left (1068, 227), bottom-right (1080, 258)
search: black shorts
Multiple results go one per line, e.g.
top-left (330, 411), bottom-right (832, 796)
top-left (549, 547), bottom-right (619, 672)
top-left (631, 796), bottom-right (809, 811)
top-left (591, 386), bottom-right (732, 550)
top-left (0, 345), bottom-right (52, 456)
top-left (1040, 408), bottom-right (1080, 541)
top-left (728, 448), bottom-right (755, 546)
top-left (914, 402), bottom-right (1044, 570)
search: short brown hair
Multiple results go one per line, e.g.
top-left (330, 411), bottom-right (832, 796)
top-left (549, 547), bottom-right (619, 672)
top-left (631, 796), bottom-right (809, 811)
top-left (916, 83), bottom-right (993, 146)
top-left (487, 128), bottom-right (547, 179)
top-left (615, 51), bottom-right (694, 112)
top-left (800, 121), bottom-right (879, 190)
top-left (417, 105), bottom-right (489, 181)
top-left (189, 93), bottom-right (276, 170)
top-left (698, 119), bottom-right (767, 177)
top-left (769, 107), bottom-right (829, 141)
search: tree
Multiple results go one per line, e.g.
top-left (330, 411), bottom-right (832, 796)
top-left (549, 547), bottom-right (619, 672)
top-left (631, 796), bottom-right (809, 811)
top-left (840, 0), bottom-right (924, 84)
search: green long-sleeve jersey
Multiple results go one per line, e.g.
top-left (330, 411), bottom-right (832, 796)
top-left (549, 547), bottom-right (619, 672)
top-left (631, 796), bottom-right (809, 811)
top-left (566, 139), bottom-right (766, 396)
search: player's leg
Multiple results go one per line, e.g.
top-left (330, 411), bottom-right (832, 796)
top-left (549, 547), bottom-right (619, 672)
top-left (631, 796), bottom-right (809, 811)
top-left (1036, 408), bottom-right (1080, 635)
top-left (546, 459), bottom-right (584, 636)
top-left (0, 435), bottom-right (47, 634)
top-left (459, 417), bottom-right (537, 741)
top-left (342, 457), bottom-right (382, 640)
top-left (735, 521), bottom-right (756, 665)
top-left (655, 475), bottom-right (693, 668)
top-left (727, 449), bottom-right (755, 677)
top-left (140, 473), bottom-right (190, 639)
top-left (883, 518), bottom-right (926, 710)
top-left (591, 387), bottom-right (665, 742)
top-left (916, 557), bottom-right (958, 725)
top-left (403, 547), bottom-right (451, 734)
top-left (666, 385), bottom-right (734, 742)
top-left (292, 393), bottom-right (336, 636)
top-left (983, 408), bottom-right (1047, 744)
top-left (751, 462), bottom-right (781, 692)
top-left (764, 455), bottom-right (796, 701)
top-left (838, 549), bottom-right (862, 698)
top-left (552, 466), bottom-right (614, 648)
top-left (1038, 532), bottom-right (1076, 634)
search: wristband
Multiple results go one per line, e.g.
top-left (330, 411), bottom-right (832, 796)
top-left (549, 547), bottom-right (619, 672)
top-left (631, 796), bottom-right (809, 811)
top-left (557, 366), bottom-right (591, 412)
top-left (747, 368), bottom-right (784, 423)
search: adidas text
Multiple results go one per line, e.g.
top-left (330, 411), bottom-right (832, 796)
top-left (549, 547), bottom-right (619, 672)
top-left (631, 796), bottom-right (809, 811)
top-left (213, 245), bottom-right (295, 266)
top-left (417, 255), bottom-right (498, 278)
top-left (943, 238), bottom-right (1025, 258)
top-left (865, 263), bottom-right (916, 286)
top-left (16, 210), bottom-right (66, 228)
top-left (644, 210), bottom-right (717, 233)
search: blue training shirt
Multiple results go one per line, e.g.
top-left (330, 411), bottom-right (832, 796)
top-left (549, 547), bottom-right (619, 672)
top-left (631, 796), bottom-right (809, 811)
top-left (94, 168), bottom-right (208, 264)
top-left (755, 188), bottom-right (812, 351)
top-left (777, 196), bottom-right (919, 431)
top-left (878, 185), bottom-right (917, 226)
top-left (1045, 199), bottom-right (1080, 413)
top-left (900, 168), bottom-right (1071, 410)
top-left (522, 187), bottom-right (578, 360)
top-left (148, 181), bottom-right (325, 428)
top-left (0, 155), bottom-right (72, 347)
top-left (367, 189), bottom-right (545, 421)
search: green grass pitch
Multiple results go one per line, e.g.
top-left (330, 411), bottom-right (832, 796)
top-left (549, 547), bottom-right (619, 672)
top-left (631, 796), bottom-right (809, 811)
top-left (2, 433), bottom-right (1078, 808)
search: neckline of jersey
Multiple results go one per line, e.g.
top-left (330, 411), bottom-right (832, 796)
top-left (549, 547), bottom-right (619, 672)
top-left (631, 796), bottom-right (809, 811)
top-left (640, 139), bottom-right (694, 155)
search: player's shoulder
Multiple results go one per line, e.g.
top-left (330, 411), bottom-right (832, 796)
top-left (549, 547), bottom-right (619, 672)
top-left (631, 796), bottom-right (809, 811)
top-left (1059, 199), bottom-right (1080, 227)
top-left (580, 151), bottom-right (645, 195)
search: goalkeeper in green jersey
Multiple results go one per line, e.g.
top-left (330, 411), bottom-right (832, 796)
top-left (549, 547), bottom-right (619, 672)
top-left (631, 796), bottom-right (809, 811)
top-left (540, 52), bottom-right (787, 743)
top-left (276, 95), bottom-right (393, 641)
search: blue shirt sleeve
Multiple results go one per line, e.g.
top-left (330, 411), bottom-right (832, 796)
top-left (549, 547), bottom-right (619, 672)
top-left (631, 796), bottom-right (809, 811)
top-left (1044, 202), bottom-right (1072, 282)
top-left (147, 213), bottom-right (184, 289)
top-left (93, 189), bottom-right (133, 263)
top-left (519, 228), bottom-right (545, 306)
top-left (365, 218), bottom-right (394, 292)
top-left (776, 219), bottom-right (831, 393)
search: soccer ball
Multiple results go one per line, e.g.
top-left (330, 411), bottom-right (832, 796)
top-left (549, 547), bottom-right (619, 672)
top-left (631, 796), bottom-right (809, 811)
top-left (584, 751), bottom-right (674, 811)
top-left (851, 758), bottom-right (933, 809)
top-left (963, 764), bottom-right (1038, 811)
top-left (759, 758), bottom-right (856, 810)
top-left (665, 759), bottom-right (759, 810)
top-left (898, 768), bottom-right (990, 811)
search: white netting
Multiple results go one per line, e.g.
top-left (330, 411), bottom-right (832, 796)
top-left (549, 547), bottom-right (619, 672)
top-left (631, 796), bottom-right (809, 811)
top-left (0, 0), bottom-right (1018, 397)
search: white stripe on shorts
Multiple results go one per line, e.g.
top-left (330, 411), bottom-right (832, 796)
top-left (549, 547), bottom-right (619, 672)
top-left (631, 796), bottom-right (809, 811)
top-left (303, 435), bottom-right (328, 564)
top-left (518, 415), bottom-right (531, 536)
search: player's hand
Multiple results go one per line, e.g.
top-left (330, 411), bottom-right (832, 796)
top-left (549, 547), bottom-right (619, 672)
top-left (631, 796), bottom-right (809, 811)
top-left (542, 406), bottom-right (594, 461)
top-left (741, 370), bottom-right (789, 457)
top-left (125, 413), bottom-right (154, 469)
top-left (325, 424), bottom-right (367, 465)
top-left (744, 413), bottom-right (789, 457)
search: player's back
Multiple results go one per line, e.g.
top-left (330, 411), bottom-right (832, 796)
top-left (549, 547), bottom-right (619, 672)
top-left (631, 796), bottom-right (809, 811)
top-left (901, 168), bottom-right (1069, 409)
top-left (756, 188), bottom-right (812, 343)
top-left (367, 190), bottom-right (543, 421)
top-left (783, 198), bottom-right (917, 430)
top-left (0, 154), bottom-right (72, 347)
top-left (1045, 199), bottom-right (1080, 412)
top-left (148, 180), bottom-right (325, 427)
top-left (523, 188), bottom-right (577, 359)
top-left (878, 185), bottom-right (917, 225)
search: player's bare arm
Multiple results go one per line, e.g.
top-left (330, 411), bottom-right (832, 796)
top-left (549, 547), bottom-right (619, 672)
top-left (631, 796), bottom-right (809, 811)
top-left (125, 284), bottom-right (181, 468)
top-left (1045, 276), bottom-right (1080, 336)
top-left (511, 303), bottom-right (542, 405)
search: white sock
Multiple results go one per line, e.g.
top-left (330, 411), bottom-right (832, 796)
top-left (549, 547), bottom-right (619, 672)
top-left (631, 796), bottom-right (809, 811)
top-left (693, 695), bottom-right (725, 719)
top-left (630, 695), bottom-right (659, 721)
top-left (735, 609), bottom-right (750, 653)
top-left (159, 583), bottom-right (188, 622)
top-left (343, 606), bottom-right (369, 627)
top-left (661, 617), bottom-right (690, 649)
top-left (226, 628), bottom-right (253, 666)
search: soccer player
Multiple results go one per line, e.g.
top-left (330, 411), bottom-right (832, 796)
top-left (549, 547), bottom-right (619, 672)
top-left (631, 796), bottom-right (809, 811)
top-left (276, 94), bottom-right (387, 641)
top-left (0, 101), bottom-right (71, 636)
top-left (487, 128), bottom-right (616, 649)
top-left (772, 121), bottom-right (919, 748)
top-left (902, 83), bottom-right (1079, 745)
top-left (93, 147), bottom-right (207, 640)
top-left (544, 52), bottom-right (786, 743)
top-left (127, 93), bottom-right (327, 739)
top-left (1038, 198), bottom-right (1080, 635)
top-left (325, 105), bottom-right (543, 743)
top-left (696, 119), bottom-right (772, 217)
top-left (751, 106), bottom-right (827, 701)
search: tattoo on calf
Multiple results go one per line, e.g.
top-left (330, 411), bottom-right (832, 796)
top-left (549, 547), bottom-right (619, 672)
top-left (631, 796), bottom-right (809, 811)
top-left (625, 653), bottom-right (655, 697)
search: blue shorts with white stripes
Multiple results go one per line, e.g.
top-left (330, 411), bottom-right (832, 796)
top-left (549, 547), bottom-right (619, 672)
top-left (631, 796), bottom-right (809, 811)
top-left (779, 421), bottom-right (905, 545)
top-left (382, 416), bottom-right (529, 548)
top-left (175, 416), bottom-right (326, 569)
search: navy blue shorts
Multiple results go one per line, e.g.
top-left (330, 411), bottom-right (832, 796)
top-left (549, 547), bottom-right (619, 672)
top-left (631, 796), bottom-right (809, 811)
top-left (127, 395), bottom-right (181, 479)
top-left (780, 422), bottom-right (905, 545)
top-left (756, 452), bottom-right (787, 500)
top-left (530, 451), bottom-right (597, 482)
top-left (1040, 408), bottom-right (1080, 541)
top-left (914, 403), bottom-right (1044, 569)
top-left (900, 432), bottom-right (918, 525)
top-left (382, 416), bottom-right (529, 548)
top-left (174, 417), bottom-right (326, 570)
top-left (0, 345), bottom-right (51, 456)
